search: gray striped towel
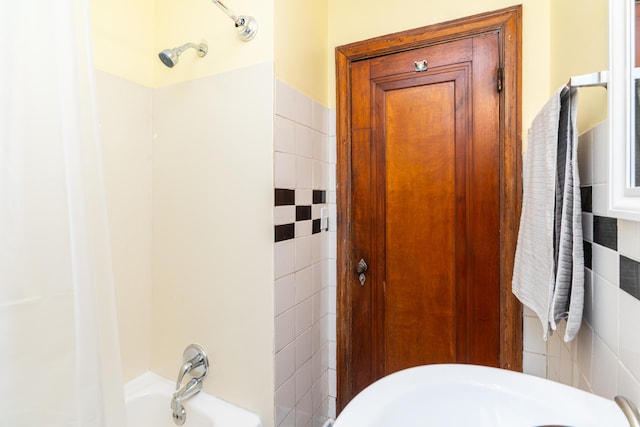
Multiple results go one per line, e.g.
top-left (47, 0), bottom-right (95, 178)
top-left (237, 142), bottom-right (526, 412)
top-left (512, 85), bottom-right (584, 342)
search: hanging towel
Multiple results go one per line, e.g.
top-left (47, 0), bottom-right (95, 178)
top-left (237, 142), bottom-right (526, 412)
top-left (550, 87), bottom-right (583, 342)
top-left (512, 86), bottom-right (564, 340)
top-left (513, 85), bottom-right (585, 342)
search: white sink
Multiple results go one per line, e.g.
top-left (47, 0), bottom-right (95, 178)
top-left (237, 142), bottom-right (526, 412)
top-left (334, 364), bottom-right (630, 427)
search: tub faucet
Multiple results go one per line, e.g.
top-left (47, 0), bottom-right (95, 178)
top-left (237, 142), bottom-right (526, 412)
top-left (171, 377), bottom-right (204, 425)
top-left (171, 344), bottom-right (209, 426)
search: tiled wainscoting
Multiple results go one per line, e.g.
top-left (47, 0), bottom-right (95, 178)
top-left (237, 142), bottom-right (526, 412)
top-left (273, 80), bottom-right (337, 427)
top-left (523, 120), bottom-right (640, 404)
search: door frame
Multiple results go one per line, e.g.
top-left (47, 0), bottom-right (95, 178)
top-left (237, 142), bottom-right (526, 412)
top-left (335, 6), bottom-right (523, 412)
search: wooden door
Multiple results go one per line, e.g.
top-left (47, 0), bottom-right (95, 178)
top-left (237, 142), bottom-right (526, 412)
top-left (336, 7), bottom-right (523, 411)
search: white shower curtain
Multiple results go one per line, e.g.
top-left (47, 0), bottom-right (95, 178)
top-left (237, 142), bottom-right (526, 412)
top-left (0, 1), bottom-right (126, 426)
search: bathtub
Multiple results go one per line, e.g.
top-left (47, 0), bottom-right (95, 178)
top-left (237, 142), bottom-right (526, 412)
top-left (125, 372), bottom-right (262, 427)
top-left (333, 364), bottom-right (630, 427)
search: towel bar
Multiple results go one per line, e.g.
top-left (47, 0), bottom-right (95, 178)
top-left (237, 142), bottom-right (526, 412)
top-left (567, 68), bottom-right (640, 89)
top-left (568, 70), bottom-right (608, 88)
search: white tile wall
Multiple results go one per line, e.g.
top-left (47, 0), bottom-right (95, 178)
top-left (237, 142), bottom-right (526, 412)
top-left (619, 220), bottom-right (640, 260)
top-left (592, 244), bottom-right (619, 286)
top-left (541, 120), bottom-right (640, 408)
top-left (522, 306), bottom-right (548, 377)
top-left (590, 274), bottom-right (619, 353)
top-left (523, 316), bottom-right (547, 355)
top-left (620, 291), bottom-right (640, 380)
top-left (274, 80), bottom-right (336, 427)
top-left (276, 152), bottom-right (298, 189)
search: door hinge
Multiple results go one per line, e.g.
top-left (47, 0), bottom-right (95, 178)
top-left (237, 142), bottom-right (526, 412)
top-left (497, 66), bottom-right (504, 93)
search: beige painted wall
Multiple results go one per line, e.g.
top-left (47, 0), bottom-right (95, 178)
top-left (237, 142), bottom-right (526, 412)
top-left (274, 0), bottom-right (329, 106)
top-left (90, 0), bottom-right (155, 87)
top-left (91, 0), bottom-right (274, 88)
top-left (153, 0), bottom-right (274, 87)
top-left (551, 0), bottom-right (608, 133)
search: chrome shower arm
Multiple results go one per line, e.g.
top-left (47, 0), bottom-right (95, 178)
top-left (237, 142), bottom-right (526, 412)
top-left (210, 0), bottom-right (239, 24)
top-left (175, 43), bottom-right (205, 55)
top-left (209, 0), bottom-right (258, 41)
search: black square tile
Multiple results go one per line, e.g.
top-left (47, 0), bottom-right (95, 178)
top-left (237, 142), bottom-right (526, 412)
top-left (583, 240), bottom-right (592, 270)
top-left (580, 186), bottom-right (592, 213)
top-left (296, 205), bottom-right (312, 221)
top-left (313, 190), bottom-right (326, 204)
top-left (275, 188), bottom-right (295, 206)
top-left (275, 223), bottom-right (295, 242)
top-left (593, 216), bottom-right (617, 250)
top-left (621, 255), bottom-right (640, 300)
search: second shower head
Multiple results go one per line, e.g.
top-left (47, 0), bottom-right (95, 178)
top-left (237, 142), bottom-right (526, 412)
top-left (158, 42), bottom-right (208, 68)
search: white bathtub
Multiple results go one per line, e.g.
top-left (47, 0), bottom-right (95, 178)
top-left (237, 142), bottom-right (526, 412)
top-left (333, 364), bottom-right (630, 427)
top-left (125, 372), bottom-right (262, 427)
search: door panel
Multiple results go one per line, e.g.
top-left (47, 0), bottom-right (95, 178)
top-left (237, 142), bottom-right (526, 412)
top-left (369, 39), bottom-right (472, 78)
top-left (380, 74), bottom-right (465, 374)
top-left (349, 33), bottom-right (499, 394)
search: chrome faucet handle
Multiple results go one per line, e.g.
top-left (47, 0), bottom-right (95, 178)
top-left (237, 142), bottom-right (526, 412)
top-left (175, 344), bottom-right (209, 390)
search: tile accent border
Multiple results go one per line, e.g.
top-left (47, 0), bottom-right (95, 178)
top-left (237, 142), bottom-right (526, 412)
top-left (580, 186), bottom-right (640, 304)
top-left (274, 188), bottom-right (327, 242)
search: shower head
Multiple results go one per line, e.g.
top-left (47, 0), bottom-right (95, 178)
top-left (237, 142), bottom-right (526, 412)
top-left (158, 42), bottom-right (208, 68)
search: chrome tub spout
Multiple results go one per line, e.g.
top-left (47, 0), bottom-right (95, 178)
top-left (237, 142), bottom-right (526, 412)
top-left (171, 377), bottom-right (204, 425)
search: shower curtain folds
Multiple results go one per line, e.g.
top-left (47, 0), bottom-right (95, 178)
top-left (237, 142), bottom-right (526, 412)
top-left (0, 1), bottom-right (126, 426)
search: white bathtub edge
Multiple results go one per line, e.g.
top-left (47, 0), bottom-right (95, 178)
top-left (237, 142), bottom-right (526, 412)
top-left (125, 371), bottom-right (262, 427)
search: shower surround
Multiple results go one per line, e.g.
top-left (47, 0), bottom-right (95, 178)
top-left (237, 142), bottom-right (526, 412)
top-left (97, 63), bottom-right (274, 424)
top-left (97, 63), bottom-right (336, 427)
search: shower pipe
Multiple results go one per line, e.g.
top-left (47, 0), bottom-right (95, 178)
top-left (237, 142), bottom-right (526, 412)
top-left (210, 0), bottom-right (258, 41)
